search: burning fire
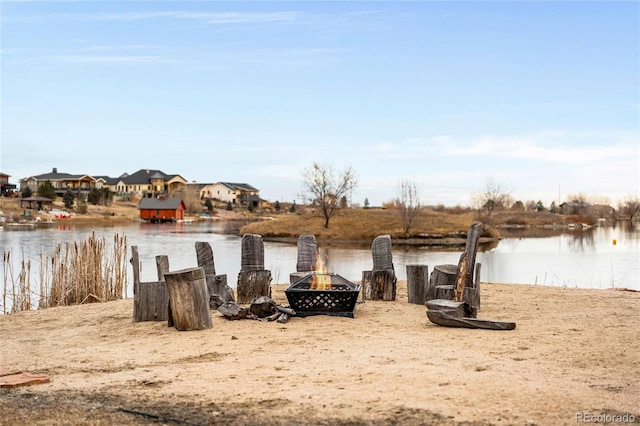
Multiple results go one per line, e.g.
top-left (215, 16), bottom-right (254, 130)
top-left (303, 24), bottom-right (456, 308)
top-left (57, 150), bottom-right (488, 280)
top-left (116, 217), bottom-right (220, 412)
top-left (310, 254), bottom-right (331, 290)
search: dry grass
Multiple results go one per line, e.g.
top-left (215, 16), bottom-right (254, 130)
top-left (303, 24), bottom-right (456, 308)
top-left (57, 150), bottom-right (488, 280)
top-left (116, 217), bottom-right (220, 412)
top-left (240, 208), bottom-right (479, 241)
top-left (2, 233), bottom-right (128, 314)
top-left (240, 207), bottom-right (587, 243)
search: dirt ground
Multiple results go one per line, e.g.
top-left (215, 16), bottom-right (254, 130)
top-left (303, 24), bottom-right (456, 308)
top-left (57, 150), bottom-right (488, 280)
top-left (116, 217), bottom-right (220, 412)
top-left (1, 281), bottom-right (638, 426)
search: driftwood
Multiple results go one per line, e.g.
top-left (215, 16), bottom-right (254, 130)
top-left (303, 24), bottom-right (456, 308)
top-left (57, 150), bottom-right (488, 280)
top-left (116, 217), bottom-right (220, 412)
top-left (131, 247), bottom-right (170, 323)
top-left (426, 300), bottom-right (515, 330)
top-left (276, 313), bottom-right (291, 323)
top-left (250, 296), bottom-right (277, 317)
top-left (218, 301), bottom-right (249, 320)
top-left (195, 241), bottom-right (234, 308)
top-left (406, 264), bottom-right (429, 305)
top-left (164, 267), bottom-right (212, 331)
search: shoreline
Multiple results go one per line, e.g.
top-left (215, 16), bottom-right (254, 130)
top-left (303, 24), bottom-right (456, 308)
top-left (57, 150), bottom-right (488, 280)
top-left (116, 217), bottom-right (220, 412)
top-left (1, 281), bottom-right (638, 425)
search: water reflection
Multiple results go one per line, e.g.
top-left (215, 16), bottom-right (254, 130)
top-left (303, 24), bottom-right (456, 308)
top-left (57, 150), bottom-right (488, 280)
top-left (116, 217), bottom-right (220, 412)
top-left (1, 221), bottom-right (638, 297)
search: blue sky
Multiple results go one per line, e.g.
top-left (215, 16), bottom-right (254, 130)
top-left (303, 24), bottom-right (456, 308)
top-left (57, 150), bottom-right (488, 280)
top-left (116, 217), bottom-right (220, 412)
top-left (1, 1), bottom-right (638, 207)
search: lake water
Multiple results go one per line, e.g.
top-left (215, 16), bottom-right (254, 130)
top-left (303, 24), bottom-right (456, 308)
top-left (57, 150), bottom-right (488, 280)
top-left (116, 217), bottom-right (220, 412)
top-left (1, 221), bottom-right (638, 307)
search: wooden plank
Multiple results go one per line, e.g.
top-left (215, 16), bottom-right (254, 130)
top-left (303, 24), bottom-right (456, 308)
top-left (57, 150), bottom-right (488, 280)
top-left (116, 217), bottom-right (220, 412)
top-left (0, 372), bottom-right (50, 388)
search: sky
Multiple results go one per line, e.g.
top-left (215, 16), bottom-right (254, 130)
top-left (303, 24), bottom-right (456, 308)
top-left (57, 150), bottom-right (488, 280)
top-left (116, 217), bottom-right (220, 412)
top-left (1, 1), bottom-right (638, 208)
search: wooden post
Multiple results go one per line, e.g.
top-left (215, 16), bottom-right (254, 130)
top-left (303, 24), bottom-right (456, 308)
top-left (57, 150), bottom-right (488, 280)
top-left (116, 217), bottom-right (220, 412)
top-left (132, 247), bottom-right (170, 323)
top-left (237, 270), bottom-right (272, 304)
top-left (130, 246), bottom-right (140, 295)
top-left (164, 267), bottom-right (212, 331)
top-left (156, 255), bottom-right (169, 281)
top-left (406, 264), bottom-right (428, 304)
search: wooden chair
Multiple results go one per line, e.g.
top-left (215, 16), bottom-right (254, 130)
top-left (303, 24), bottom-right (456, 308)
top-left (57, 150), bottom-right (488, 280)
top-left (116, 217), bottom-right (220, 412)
top-left (195, 241), bottom-right (234, 309)
top-left (361, 235), bottom-right (397, 301)
top-left (290, 235), bottom-right (318, 283)
top-left (426, 222), bottom-right (483, 314)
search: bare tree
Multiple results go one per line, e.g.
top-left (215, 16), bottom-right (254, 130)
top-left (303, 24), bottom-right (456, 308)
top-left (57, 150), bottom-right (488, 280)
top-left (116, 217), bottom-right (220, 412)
top-left (300, 162), bottom-right (357, 228)
top-left (394, 179), bottom-right (422, 234)
top-left (471, 179), bottom-right (512, 224)
top-left (620, 194), bottom-right (640, 221)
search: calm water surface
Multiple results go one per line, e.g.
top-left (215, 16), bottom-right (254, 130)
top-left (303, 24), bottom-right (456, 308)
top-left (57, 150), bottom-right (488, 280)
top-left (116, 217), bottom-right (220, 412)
top-left (1, 221), bottom-right (638, 303)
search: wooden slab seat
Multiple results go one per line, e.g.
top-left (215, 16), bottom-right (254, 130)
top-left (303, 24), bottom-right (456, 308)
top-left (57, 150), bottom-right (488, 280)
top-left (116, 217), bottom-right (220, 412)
top-left (290, 234), bottom-right (318, 283)
top-left (426, 299), bottom-right (516, 330)
top-left (426, 222), bottom-right (483, 311)
top-left (362, 235), bottom-right (397, 301)
top-left (236, 234), bottom-right (272, 304)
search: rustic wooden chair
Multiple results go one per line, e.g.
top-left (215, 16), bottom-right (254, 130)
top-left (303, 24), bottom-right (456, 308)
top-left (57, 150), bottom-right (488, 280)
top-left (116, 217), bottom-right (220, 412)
top-left (361, 235), bottom-right (397, 301)
top-left (426, 222), bottom-right (483, 314)
top-left (195, 241), bottom-right (234, 308)
top-left (290, 235), bottom-right (318, 283)
top-left (236, 234), bottom-right (272, 304)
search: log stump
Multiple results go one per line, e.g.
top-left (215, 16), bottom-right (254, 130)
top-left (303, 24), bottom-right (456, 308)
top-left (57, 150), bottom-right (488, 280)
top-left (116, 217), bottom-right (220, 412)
top-left (237, 270), bottom-right (272, 304)
top-left (164, 267), bottom-right (212, 331)
top-left (406, 264), bottom-right (428, 305)
top-left (362, 269), bottom-right (396, 301)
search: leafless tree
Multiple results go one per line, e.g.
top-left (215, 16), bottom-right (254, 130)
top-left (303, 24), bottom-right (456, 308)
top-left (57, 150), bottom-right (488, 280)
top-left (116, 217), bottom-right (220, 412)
top-left (620, 194), bottom-right (640, 221)
top-left (471, 179), bottom-right (512, 224)
top-left (394, 179), bottom-right (422, 234)
top-left (300, 162), bottom-right (357, 228)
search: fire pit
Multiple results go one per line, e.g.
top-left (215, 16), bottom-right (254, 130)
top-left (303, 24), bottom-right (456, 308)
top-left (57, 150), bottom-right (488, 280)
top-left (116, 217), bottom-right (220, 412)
top-left (285, 272), bottom-right (361, 318)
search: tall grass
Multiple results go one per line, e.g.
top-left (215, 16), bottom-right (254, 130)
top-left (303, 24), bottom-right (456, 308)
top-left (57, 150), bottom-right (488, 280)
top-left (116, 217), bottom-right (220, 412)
top-left (2, 232), bottom-right (128, 314)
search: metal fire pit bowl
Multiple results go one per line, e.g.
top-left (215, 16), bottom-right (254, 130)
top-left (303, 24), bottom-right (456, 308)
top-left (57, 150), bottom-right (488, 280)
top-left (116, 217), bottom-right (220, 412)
top-left (285, 272), bottom-right (361, 318)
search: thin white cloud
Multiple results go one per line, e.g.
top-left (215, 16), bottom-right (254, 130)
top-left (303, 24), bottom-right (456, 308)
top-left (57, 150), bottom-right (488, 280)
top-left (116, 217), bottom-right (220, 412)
top-left (57, 55), bottom-right (170, 64)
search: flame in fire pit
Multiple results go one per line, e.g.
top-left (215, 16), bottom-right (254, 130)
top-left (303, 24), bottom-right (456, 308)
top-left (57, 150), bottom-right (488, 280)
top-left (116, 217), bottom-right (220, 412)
top-left (310, 254), bottom-right (331, 290)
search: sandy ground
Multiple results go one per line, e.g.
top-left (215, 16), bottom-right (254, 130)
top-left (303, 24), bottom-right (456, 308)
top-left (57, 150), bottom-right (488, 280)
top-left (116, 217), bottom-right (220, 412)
top-left (1, 281), bottom-right (638, 426)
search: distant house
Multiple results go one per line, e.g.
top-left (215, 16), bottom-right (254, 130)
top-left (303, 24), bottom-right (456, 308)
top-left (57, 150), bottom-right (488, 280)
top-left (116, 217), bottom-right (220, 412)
top-left (138, 197), bottom-right (186, 223)
top-left (116, 169), bottom-right (188, 198)
top-left (20, 168), bottom-right (96, 197)
top-left (206, 182), bottom-right (262, 208)
top-left (0, 172), bottom-right (17, 196)
top-left (560, 201), bottom-right (590, 215)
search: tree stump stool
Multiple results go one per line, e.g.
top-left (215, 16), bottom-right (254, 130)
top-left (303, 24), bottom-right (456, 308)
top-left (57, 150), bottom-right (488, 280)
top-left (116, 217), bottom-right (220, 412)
top-left (164, 267), bottom-right (212, 331)
top-left (406, 264), bottom-right (429, 304)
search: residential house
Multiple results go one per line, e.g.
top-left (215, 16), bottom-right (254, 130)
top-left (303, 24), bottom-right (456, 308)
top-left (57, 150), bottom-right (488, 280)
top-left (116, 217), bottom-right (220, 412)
top-left (0, 172), bottom-right (17, 196)
top-left (20, 168), bottom-right (96, 197)
top-left (559, 201), bottom-right (590, 215)
top-left (205, 182), bottom-right (262, 209)
top-left (115, 169), bottom-right (188, 198)
top-left (138, 197), bottom-right (186, 223)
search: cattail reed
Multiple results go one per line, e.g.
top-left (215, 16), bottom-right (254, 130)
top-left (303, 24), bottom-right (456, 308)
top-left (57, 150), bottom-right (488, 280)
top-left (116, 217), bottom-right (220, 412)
top-left (2, 232), bottom-right (128, 314)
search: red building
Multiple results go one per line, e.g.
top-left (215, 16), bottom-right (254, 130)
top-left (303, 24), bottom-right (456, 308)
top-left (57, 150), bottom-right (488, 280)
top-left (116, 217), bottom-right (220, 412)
top-left (138, 197), bottom-right (186, 223)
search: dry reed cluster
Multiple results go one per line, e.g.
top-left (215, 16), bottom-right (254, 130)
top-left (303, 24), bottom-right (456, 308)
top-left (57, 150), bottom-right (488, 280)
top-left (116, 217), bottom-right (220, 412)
top-left (2, 232), bottom-right (128, 314)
